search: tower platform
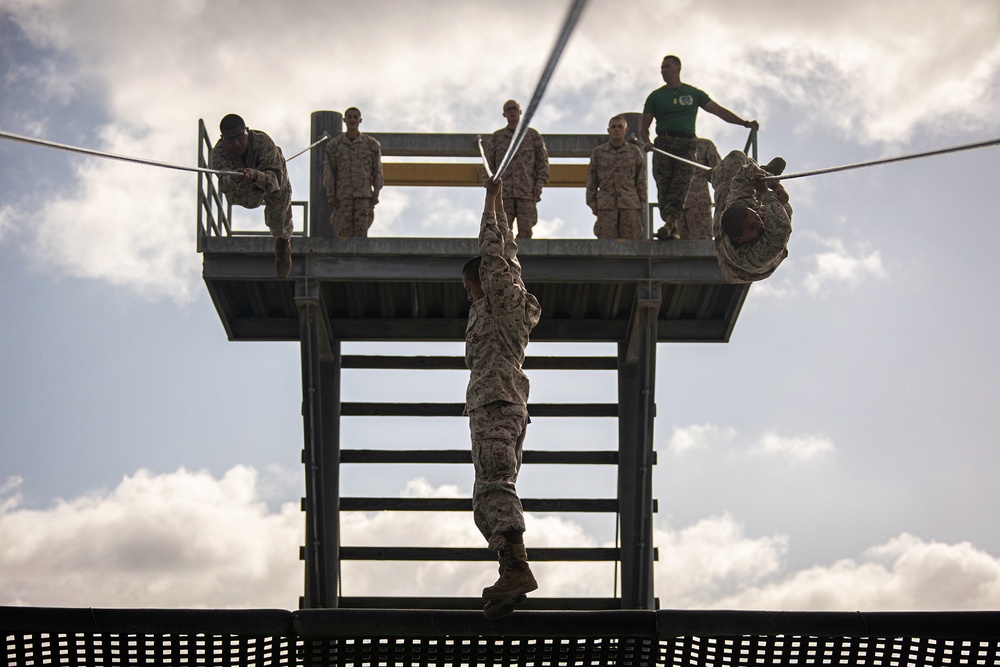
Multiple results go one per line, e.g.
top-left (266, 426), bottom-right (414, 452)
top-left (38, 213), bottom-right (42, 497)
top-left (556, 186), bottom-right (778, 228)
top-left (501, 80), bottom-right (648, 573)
top-left (200, 235), bottom-right (747, 346)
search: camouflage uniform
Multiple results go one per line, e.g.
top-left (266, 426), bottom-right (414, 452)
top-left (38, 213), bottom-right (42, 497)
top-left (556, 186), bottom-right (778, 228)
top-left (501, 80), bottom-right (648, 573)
top-left (712, 150), bottom-right (793, 283)
top-left (483, 128), bottom-right (550, 239)
top-left (679, 138), bottom-right (722, 240)
top-left (211, 129), bottom-right (292, 240)
top-left (322, 132), bottom-right (384, 238)
top-left (586, 141), bottom-right (647, 240)
top-left (651, 135), bottom-right (697, 235)
top-left (465, 210), bottom-right (542, 551)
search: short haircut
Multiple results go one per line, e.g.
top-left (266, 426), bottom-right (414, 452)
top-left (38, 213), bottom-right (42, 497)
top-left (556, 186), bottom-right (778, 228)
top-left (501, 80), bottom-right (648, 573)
top-left (344, 106), bottom-right (361, 117)
top-left (219, 114), bottom-right (246, 135)
top-left (462, 256), bottom-right (482, 280)
top-left (608, 114), bottom-right (627, 126)
top-left (720, 205), bottom-right (750, 241)
top-left (663, 54), bottom-right (682, 69)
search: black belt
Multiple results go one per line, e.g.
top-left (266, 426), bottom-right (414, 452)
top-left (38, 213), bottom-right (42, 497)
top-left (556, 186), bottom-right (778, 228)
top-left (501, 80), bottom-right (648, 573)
top-left (660, 130), bottom-right (695, 139)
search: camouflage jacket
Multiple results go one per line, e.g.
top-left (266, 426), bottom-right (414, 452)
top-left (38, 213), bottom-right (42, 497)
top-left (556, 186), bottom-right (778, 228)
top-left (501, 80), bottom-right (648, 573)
top-left (465, 211), bottom-right (542, 412)
top-left (483, 127), bottom-right (550, 199)
top-left (713, 159), bottom-right (793, 283)
top-left (322, 132), bottom-right (384, 199)
top-left (586, 141), bottom-right (647, 211)
top-left (211, 129), bottom-right (288, 199)
top-left (683, 138), bottom-right (721, 210)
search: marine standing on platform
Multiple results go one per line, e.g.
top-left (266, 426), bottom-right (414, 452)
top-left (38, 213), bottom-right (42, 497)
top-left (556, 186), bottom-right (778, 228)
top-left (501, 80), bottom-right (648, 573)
top-left (211, 114), bottom-right (293, 278)
top-left (640, 55), bottom-right (758, 241)
top-left (483, 100), bottom-right (550, 239)
top-left (462, 178), bottom-right (542, 619)
top-left (586, 115), bottom-right (647, 239)
top-left (322, 107), bottom-right (384, 238)
top-left (712, 150), bottom-right (792, 283)
top-left (678, 138), bottom-right (722, 240)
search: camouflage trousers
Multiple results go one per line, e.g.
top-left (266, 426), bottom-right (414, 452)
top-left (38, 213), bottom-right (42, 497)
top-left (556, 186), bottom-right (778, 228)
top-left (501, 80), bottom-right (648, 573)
top-left (651, 135), bottom-right (697, 233)
top-left (469, 400), bottom-right (529, 551)
top-left (594, 208), bottom-right (643, 240)
top-left (330, 197), bottom-right (374, 238)
top-left (678, 205), bottom-right (713, 240)
top-left (503, 197), bottom-right (538, 239)
top-left (227, 181), bottom-right (293, 240)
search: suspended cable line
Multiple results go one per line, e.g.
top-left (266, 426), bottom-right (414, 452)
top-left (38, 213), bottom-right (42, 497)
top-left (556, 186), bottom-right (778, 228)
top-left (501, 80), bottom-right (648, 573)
top-left (761, 137), bottom-right (1000, 181)
top-left (487, 0), bottom-right (589, 182)
top-left (285, 133), bottom-right (329, 161)
top-left (0, 129), bottom-right (327, 177)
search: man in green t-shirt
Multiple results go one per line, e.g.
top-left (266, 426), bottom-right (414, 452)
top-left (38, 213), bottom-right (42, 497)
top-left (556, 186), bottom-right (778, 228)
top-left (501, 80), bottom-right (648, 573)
top-left (640, 55), bottom-right (759, 240)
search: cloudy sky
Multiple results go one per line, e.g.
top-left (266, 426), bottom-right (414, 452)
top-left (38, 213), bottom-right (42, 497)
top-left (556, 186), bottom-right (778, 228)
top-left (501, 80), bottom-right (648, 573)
top-left (2, 0), bottom-right (1000, 611)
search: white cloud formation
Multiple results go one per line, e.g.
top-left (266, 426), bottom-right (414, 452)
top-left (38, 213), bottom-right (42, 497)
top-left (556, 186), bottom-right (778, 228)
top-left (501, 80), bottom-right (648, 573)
top-left (803, 237), bottom-right (887, 294)
top-left (0, 467), bottom-right (302, 608)
top-left (749, 432), bottom-right (836, 462)
top-left (665, 423), bottom-right (737, 456)
top-left (1, 0), bottom-right (997, 299)
top-left (0, 204), bottom-right (14, 242)
top-left (655, 514), bottom-right (788, 607)
top-left (750, 234), bottom-right (887, 300)
top-left (715, 533), bottom-right (1000, 610)
top-left (7, 468), bottom-right (1000, 611)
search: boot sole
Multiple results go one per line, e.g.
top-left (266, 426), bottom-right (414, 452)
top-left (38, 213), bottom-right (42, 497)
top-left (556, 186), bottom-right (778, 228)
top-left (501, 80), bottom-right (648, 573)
top-left (483, 593), bottom-right (527, 620)
top-left (482, 579), bottom-right (538, 600)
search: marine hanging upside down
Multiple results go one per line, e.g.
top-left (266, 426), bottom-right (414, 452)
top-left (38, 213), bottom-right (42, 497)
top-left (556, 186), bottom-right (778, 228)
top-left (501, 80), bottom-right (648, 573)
top-left (712, 150), bottom-right (792, 283)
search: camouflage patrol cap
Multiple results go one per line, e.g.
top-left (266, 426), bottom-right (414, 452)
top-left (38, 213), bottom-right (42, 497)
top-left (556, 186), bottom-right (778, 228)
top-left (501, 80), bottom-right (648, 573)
top-left (220, 114), bottom-right (247, 138)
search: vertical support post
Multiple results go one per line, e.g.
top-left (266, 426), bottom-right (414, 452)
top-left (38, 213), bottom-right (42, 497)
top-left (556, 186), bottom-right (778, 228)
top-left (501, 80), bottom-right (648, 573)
top-left (617, 284), bottom-right (658, 609)
top-left (300, 300), bottom-right (341, 608)
top-left (620, 111), bottom-right (650, 239)
top-left (310, 111), bottom-right (343, 238)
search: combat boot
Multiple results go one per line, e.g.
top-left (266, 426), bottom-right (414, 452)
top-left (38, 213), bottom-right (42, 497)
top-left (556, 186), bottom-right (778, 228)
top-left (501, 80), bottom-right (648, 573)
top-left (483, 593), bottom-right (527, 620)
top-left (762, 157), bottom-right (786, 177)
top-left (482, 544), bottom-right (538, 600)
top-left (275, 237), bottom-right (292, 279)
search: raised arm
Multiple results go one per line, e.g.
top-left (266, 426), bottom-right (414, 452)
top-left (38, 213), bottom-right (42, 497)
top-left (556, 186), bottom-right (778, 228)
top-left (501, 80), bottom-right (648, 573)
top-left (479, 178), bottom-right (526, 299)
top-left (704, 101), bottom-right (759, 132)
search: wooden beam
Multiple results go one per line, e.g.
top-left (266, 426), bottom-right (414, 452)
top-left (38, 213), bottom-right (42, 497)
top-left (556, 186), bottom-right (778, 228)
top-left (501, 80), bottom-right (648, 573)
top-left (383, 162), bottom-right (589, 188)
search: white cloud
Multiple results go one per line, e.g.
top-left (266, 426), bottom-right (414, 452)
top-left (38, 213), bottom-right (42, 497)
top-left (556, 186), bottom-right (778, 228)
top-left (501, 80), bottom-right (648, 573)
top-left (6, 469), bottom-right (1000, 610)
top-left (750, 432), bottom-right (835, 461)
top-left (665, 423), bottom-right (736, 456)
top-left (715, 533), bottom-right (1000, 610)
top-left (0, 467), bottom-right (302, 608)
top-left (803, 237), bottom-right (887, 294)
top-left (750, 234), bottom-right (887, 300)
top-left (655, 514), bottom-right (788, 607)
top-left (0, 205), bottom-right (14, 242)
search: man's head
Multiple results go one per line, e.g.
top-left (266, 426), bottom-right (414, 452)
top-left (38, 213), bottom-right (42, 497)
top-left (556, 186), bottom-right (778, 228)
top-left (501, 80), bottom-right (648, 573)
top-left (607, 115), bottom-right (628, 144)
top-left (462, 256), bottom-right (485, 303)
top-left (219, 113), bottom-right (249, 156)
top-left (344, 107), bottom-right (362, 132)
top-left (721, 204), bottom-right (764, 246)
top-left (502, 100), bottom-right (521, 129)
top-left (660, 55), bottom-right (681, 84)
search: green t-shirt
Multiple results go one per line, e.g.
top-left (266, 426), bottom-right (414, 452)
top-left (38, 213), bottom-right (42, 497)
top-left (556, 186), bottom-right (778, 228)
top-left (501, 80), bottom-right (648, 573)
top-left (642, 83), bottom-right (711, 136)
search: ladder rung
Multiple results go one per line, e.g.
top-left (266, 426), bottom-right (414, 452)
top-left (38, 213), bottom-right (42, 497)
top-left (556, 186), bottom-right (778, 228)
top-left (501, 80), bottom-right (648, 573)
top-left (339, 449), bottom-right (620, 465)
top-left (341, 355), bottom-right (618, 371)
top-left (342, 403), bottom-right (618, 417)
top-left (340, 547), bottom-right (629, 561)
top-left (340, 498), bottom-right (621, 512)
top-left (335, 596), bottom-right (633, 610)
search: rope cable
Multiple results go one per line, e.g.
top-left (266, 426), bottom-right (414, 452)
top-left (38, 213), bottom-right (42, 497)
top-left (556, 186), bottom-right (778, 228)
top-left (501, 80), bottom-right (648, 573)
top-left (477, 136), bottom-right (494, 180)
top-left (762, 136), bottom-right (1000, 181)
top-left (489, 0), bottom-right (589, 182)
top-left (285, 133), bottom-right (329, 161)
top-left (0, 128), bottom-right (328, 177)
